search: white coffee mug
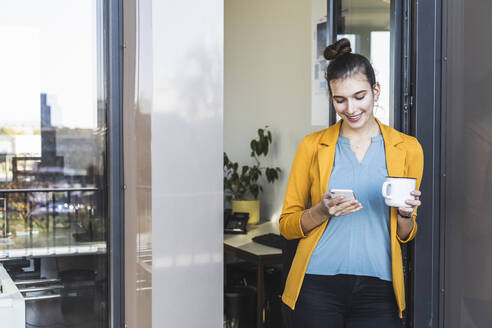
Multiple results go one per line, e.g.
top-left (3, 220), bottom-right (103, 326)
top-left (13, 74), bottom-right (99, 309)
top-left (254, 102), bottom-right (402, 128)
top-left (381, 177), bottom-right (416, 208)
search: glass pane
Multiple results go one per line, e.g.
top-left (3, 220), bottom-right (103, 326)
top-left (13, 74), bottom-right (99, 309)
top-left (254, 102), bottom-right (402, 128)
top-left (0, 1), bottom-right (108, 327)
top-left (442, 0), bottom-right (492, 327)
top-left (336, 0), bottom-right (392, 125)
top-left (124, 0), bottom-right (153, 326)
top-left (124, 0), bottom-right (224, 327)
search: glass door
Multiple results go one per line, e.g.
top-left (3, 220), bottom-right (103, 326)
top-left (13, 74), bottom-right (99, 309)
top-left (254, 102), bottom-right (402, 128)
top-left (441, 0), bottom-right (492, 327)
top-left (124, 0), bottom-right (224, 327)
top-left (330, 0), bottom-right (412, 325)
top-left (0, 1), bottom-right (110, 327)
top-left (331, 0), bottom-right (400, 127)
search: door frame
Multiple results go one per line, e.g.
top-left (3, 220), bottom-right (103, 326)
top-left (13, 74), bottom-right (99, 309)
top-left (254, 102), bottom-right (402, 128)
top-left (410, 0), bottom-right (442, 327)
top-left (327, 0), bottom-right (405, 130)
top-left (108, 0), bottom-right (125, 326)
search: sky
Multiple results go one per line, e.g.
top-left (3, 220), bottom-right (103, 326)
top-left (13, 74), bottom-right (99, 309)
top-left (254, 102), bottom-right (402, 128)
top-left (0, 0), bottom-right (101, 129)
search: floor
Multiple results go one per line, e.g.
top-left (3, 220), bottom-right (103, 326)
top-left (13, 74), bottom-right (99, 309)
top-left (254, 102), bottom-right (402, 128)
top-left (25, 298), bottom-right (105, 328)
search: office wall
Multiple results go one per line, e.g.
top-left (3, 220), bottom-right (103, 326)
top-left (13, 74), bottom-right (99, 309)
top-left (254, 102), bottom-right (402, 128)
top-left (224, 0), bottom-right (321, 220)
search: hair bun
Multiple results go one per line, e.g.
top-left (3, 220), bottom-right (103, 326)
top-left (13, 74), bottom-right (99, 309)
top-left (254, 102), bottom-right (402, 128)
top-left (323, 38), bottom-right (352, 60)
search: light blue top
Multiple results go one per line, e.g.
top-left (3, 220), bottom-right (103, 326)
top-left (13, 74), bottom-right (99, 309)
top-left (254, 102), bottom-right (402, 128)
top-left (306, 134), bottom-right (392, 281)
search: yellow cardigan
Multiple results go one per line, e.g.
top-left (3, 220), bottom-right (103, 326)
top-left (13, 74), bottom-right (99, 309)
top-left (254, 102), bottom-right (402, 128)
top-left (279, 119), bottom-right (424, 318)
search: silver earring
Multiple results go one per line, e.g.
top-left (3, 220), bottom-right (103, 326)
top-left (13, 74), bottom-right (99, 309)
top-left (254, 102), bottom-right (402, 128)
top-left (374, 102), bottom-right (384, 114)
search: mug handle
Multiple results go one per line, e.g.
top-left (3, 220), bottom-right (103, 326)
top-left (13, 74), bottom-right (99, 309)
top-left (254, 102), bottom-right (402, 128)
top-left (382, 181), bottom-right (392, 199)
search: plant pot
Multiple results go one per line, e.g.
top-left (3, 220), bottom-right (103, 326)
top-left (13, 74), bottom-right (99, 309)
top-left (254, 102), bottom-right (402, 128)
top-left (231, 200), bottom-right (260, 225)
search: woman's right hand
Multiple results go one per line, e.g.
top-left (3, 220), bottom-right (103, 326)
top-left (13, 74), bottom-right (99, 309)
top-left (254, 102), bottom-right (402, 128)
top-left (319, 191), bottom-right (363, 218)
top-left (301, 192), bottom-right (363, 234)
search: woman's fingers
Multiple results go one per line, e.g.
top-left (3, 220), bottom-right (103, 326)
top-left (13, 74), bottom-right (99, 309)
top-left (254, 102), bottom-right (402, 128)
top-left (396, 192), bottom-right (421, 218)
top-left (405, 199), bottom-right (421, 207)
top-left (329, 200), bottom-right (362, 217)
top-left (321, 195), bottom-right (343, 215)
top-left (324, 195), bottom-right (345, 208)
top-left (398, 206), bottom-right (414, 217)
top-left (344, 205), bottom-right (364, 216)
top-left (323, 191), bottom-right (333, 200)
top-left (327, 199), bottom-right (353, 215)
top-left (411, 190), bottom-right (421, 200)
top-left (322, 193), bottom-right (364, 217)
top-left (334, 204), bottom-right (362, 216)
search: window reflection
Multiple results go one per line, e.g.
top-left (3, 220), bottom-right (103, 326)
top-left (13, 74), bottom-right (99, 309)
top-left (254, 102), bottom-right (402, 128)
top-left (0, 1), bottom-right (108, 327)
top-left (336, 0), bottom-right (392, 125)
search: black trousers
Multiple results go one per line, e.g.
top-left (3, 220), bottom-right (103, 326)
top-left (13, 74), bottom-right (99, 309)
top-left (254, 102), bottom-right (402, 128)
top-left (292, 274), bottom-right (401, 328)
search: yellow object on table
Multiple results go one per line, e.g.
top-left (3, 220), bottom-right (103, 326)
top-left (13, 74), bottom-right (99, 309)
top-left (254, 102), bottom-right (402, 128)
top-left (231, 200), bottom-right (260, 225)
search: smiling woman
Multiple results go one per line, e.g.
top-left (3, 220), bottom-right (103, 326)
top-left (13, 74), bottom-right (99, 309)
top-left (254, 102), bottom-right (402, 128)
top-left (278, 38), bottom-right (424, 328)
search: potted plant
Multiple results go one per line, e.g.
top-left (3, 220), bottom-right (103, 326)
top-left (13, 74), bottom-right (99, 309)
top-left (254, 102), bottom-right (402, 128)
top-left (224, 126), bottom-right (281, 225)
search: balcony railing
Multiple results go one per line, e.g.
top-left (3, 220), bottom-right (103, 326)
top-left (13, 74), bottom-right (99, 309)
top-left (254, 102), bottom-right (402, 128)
top-left (0, 187), bottom-right (106, 258)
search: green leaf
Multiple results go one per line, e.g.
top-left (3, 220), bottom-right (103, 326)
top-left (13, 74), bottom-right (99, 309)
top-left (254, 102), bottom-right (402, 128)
top-left (266, 168), bottom-right (274, 182)
top-left (250, 184), bottom-right (259, 199)
top-left (258, 140), bottom-right (264, 156)
top-left (241, 165), bottom-right (248, 175)
top-left (224, 127), bottom-right (281, 200)
top-left (265, 167), bottom-right (280, 183)
top-left (250, 140), bottom-right (257, 153)
top-left (271, 170), bottom-right (278, 181)
top-left (254, 139), bottom-right (261, 156)
top-left (262, 139), bottom-right (269, 156)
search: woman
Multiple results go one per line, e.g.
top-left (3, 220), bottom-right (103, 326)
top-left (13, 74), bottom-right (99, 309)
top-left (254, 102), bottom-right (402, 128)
top-left (279, 38), bottom-right (423, 327)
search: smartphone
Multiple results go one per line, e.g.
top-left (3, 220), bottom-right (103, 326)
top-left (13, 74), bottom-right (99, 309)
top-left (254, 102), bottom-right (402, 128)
top-left (329, 189), bottom-right (356, 201)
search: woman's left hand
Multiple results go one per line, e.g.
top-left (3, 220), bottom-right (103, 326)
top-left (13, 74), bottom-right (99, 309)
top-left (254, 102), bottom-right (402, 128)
top-left (397, 190), bottom-right (421, 218)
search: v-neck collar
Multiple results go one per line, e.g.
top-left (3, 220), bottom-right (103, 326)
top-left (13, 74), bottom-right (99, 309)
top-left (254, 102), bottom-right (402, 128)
top-left (338, 135), bottom-right (383, 166)
top-left (317, 119), bottom-right (407, 198)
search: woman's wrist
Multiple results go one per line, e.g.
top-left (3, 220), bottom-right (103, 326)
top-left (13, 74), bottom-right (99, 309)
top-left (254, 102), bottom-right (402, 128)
top-left (312, 203), bottom-right (330, 221)
top-left (303, 204), bottom-right (328, 227)
top-left (396, 218), bottom-right (413, 240)
top-left (397, 209), bottom-right (413, 219)
top-left (301, 205), bottom-right (326, 234)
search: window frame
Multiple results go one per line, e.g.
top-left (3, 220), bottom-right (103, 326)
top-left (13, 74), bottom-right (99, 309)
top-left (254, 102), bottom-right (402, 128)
top-left (108, 0), bottom-right (125, 326)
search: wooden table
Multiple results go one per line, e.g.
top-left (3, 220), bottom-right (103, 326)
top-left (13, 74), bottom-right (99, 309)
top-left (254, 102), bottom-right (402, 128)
top-left (224, 221), bottom-right (282, 328)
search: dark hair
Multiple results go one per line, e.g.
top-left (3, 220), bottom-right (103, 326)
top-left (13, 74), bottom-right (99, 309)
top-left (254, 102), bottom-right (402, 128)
top-left (324, 38), bottom-right (376, 94)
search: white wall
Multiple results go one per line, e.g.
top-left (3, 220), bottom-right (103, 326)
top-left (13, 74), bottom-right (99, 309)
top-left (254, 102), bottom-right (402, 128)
top-left (125, 0), bottom-right (224, 327)
top-left (224, 0), bottom-right (322, 220)
top-left (150, 0), bottom-right (224, 326)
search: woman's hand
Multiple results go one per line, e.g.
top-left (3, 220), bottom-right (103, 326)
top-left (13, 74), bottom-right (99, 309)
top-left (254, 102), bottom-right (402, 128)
top-left (300, 192), bottom-right (363, 234)
top-left (320, 191), bottom-right (363, 217)
top-left (396, 190), bottom-right (421, 241)
top-left (397, 190), bottom-right (421, 219)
